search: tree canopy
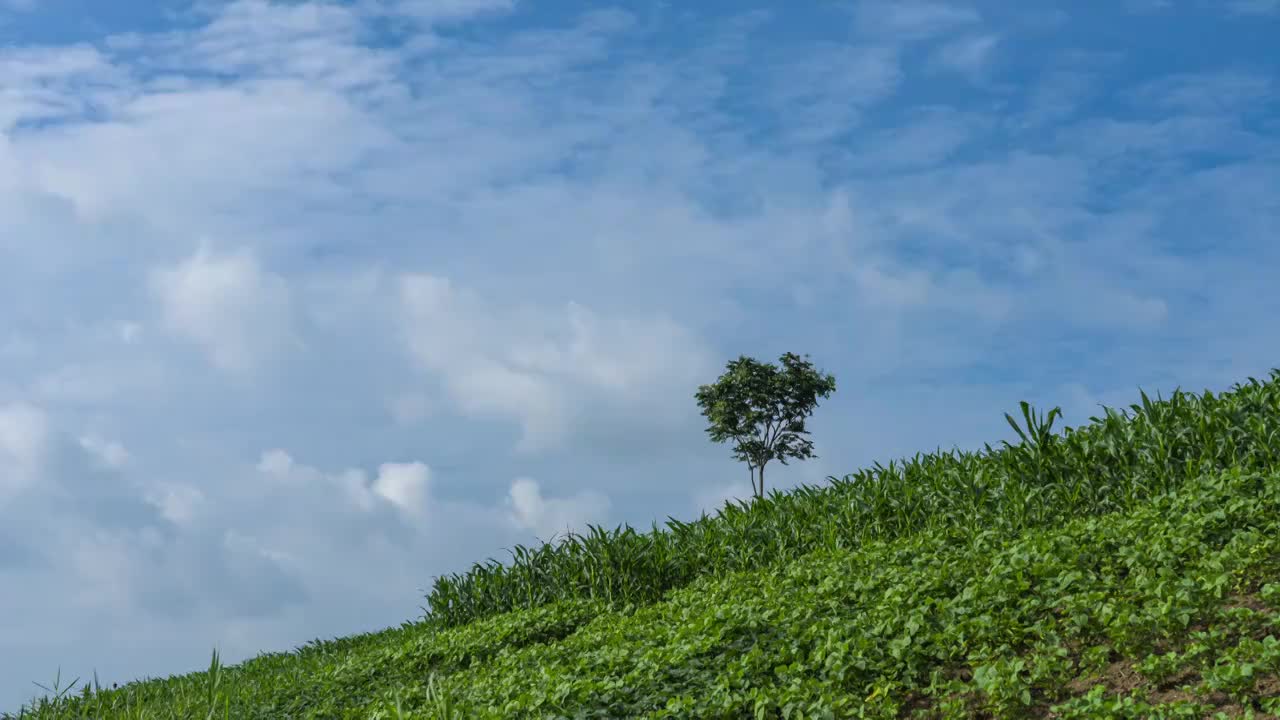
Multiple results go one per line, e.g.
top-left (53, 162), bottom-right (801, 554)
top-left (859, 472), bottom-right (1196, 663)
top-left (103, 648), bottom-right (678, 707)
top-left (694, 352), bottom-right (836, 500)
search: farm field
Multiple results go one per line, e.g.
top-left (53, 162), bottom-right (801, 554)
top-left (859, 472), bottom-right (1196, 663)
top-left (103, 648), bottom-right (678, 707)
top-left (8, 371), bottom-right (1280, 719)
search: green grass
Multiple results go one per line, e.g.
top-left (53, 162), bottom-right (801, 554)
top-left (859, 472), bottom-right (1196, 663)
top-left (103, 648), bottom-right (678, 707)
top-left (8, 370), bottom-right (1280, 719)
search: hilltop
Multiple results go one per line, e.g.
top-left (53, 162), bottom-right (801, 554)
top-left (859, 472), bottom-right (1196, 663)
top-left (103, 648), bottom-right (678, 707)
top-left (8, 371), bottom-right (1280, 719)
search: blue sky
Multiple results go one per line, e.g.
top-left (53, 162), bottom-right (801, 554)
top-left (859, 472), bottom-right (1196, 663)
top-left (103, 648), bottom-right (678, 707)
top-left (1, 0), bottom-right (1278, 711)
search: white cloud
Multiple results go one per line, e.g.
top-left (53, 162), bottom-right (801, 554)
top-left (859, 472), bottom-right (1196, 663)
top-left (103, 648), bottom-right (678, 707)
top-left (78, 434), bottom-right (130, 469)
top-left (256, 449), bottom-right (430, 519)
top-left (68, 528), bottom-right (152, 613)
top-left (399, 273), bottom-right (715, 453)
top-left (16, 74), bottom-right (393, 232)
top-left (843, 107), bottom-right (984, 171)
top-left (1227, 0), bottom-right (1280, 15)
top-left (149, 243), bottom-right (296, 373)
top-left (371, 461), bottom-right (430, 518)
top-left (373, 0), bottom-right (517, 25)
top-left (854, 0), bottom-right (981, 40)
top-left (1131, 70), bottom-right (1273, 116)
top-left (142, 483), bottom-right (205, 526)
top-left (172, 0), bottom-right (400, 92)
top-left (448, 364), bottom-right (567, 452)
top-left (0, 44), bottom-right (118, 131)
top-left (763, 44), bottom-right (903, 146)
top-left (337, 469), bottom-right (378, 512)
top-left (256, 448), bottom-right (295, 477)
top-left (505, 476), bottom-right (610, 542)
top-left (934, 34), bottom-right (999, 76)
top-left (0, 402), bottom-right (47, 503)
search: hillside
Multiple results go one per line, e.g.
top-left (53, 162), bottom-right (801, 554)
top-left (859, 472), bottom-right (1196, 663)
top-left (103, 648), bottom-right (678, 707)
top-left (8, 371), bottom-right (1280, 719)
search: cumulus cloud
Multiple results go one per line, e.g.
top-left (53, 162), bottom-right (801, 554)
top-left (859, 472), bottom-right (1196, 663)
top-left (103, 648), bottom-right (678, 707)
top-left (142, 483), bottom-right (205, 526)
top-left (256, 448), bottom-right (295, 477)
top-left (256, 449), bottom-right (430, 519)
top-left (371, 461), bottom-right (431, 518)
top-left (149, 243), bottom-right (296, 373)
top-left (78, 434), bottom-right (130, 469)
top-left (505, 476), bottom-right (610, 542)
top-left (0, 402), bottom-right (47, 503)
top-left (399, 273), bottom-right (715, 453)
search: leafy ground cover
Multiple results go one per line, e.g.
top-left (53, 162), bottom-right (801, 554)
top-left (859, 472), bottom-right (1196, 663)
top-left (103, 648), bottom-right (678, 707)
top-left (8, 371), bottom-right (1280, 719)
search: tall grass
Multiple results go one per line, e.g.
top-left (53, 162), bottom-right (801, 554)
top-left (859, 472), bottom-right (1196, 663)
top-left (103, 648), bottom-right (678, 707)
top-left (421, 370), bottom-right (1280, 631)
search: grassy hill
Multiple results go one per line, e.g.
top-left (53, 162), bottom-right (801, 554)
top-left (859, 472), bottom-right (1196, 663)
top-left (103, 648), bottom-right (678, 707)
top-left (8, 371), bottom-right (1280, 719)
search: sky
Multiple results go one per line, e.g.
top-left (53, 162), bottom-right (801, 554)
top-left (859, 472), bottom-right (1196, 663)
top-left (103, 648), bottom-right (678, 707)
top-left (0, 0), bottom-right (1278, 711)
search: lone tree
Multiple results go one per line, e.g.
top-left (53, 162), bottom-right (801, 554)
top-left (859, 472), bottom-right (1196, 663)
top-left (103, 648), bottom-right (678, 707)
top-left (695, 352), bottom-right (837, 501)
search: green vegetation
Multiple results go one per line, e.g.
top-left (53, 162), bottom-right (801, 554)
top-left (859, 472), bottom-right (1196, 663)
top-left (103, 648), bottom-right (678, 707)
top-left (8, 369), bottom-right (1280, 719)
top-left (694, 352), bottom-right (837, 501)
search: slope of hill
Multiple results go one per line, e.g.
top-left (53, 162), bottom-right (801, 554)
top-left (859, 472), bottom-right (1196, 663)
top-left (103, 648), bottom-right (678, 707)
top-left (8, 371), bottom-right (1280, 719)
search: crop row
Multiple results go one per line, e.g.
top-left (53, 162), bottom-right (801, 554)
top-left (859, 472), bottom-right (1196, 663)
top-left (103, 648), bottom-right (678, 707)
top-left (358, 465), bottom-right (1280, 718)
top-left (422, 371), bottom-right (1280, 632)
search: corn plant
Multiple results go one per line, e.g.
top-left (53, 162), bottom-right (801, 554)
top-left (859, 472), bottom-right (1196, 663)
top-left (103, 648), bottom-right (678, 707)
top-left (421, 369), bottom-right (1280, 632)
